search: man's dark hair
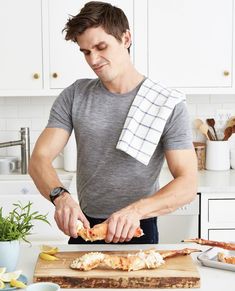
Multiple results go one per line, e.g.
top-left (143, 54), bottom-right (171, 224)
top-left (63, 1), bottom-right (131, 52)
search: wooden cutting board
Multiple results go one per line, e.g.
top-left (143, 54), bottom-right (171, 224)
top-left (33, 250), bottom-right (200, 288)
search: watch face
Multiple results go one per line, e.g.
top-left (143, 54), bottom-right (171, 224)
top-left (51, 187), bottom-right (63, 196)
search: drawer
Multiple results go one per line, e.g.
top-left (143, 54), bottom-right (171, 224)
top-left (208, 229), bottom-right (235, 241)
top-left (208, 199), bottom-right (235, 223)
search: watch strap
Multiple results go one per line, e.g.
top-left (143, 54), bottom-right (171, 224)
top-left (49, 187), bottom-right (70, 205)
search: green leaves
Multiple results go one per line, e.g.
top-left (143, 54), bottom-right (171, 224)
top-left (0, 201), bottom-right (50, 242)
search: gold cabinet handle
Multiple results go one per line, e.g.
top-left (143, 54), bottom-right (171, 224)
top-left (52, 72), bottom-right (58, 78)
top-left (33, 73), bottom-right (40, 79)
top-left (223, 71), bottom-right (230, 76)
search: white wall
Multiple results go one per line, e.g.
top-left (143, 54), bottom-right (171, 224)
top-left (0, 94), bottom-right (235, 160)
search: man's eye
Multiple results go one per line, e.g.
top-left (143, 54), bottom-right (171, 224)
top-left (98, 44), bottom-right (107, 50)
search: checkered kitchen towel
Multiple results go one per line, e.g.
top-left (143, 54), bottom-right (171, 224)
top-left (116, 78), bottom-right (186, 165)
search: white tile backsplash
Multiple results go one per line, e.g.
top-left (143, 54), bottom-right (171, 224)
top-left (0, 94), bottom-right (235, 160)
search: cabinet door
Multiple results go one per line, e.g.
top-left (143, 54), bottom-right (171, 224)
top-left (49, 0), bottom-right (134, 89)
top-left (135, 0), bottom-right (233, 89)
top-left (209, 229), bottom-right (235, 241)
top-left (0, 0), bottom-right (43, 90)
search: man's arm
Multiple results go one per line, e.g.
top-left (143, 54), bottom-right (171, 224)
top-left (29, 128), bottom-right (90, 237)
top-left (105, 148), bottom-right (198, 243)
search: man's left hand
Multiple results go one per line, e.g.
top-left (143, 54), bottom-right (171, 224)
top-left (104, 207), bottom-right (141, 243)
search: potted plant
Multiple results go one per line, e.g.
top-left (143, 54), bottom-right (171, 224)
top-left (0, 201), bottom-right (50, 271)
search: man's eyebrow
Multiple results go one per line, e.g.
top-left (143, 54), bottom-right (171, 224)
top-left (80, 41), bottom-right (107, 52)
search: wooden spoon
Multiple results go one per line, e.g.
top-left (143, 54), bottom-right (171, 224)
top-left (194, 118), bottom-right (203, 129)
top-left (223, 126), bottom-right (233, 141)
top-left (199, 123), bottom-right (210, 140)
top-left (226, 116), bottom-right (235, 128)
top-left (232, 125), bottom-right (235, 134)
top-left (206, 118), bottom-right (218, 140)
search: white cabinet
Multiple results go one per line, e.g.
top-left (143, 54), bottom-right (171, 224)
top-left (0, 0), bottom-right (133, 96)
top-left (134, 0), bottom-right (235, 94)
top-left (48, 0), bottom-right (134, 89)
top-left (0, 0), bottom-right (43, 91)
top-left (200, 193), bottom-right (235, 241)
top-left (1, 0), bottom-right (235, 95)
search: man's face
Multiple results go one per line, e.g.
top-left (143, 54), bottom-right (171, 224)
top-left (76, 26), bottom-right (130, 83)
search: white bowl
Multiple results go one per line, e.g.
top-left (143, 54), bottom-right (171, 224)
top-left (26, 282), bottom-right (60, 291)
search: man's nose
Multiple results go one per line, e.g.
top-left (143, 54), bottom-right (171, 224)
top-left (89, 52), bottom-right (100, 66)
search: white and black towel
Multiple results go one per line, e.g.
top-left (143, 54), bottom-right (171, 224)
top-left (116, 78), bottom-right (186, 166)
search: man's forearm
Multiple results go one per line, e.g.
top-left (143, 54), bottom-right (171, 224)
top-left (127, 175), bottom-right (197, 220)
top-left (28, 156), bottom-right (64, 201)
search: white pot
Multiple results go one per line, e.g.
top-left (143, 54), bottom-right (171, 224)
top-left (206, 140), bottom-right (230, 171)
top-left (0, 240), bottom-right (20, 271)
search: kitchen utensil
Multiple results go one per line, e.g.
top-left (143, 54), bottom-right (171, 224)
top-left (195, 119), bottom-right (214, 140)
top-left (232, 125), bottom-right (235, 134)
top-left (194, 118), bottom-right (203, 129)
top-left (226, 116), bottom-right (235, 128)
top-left (206, 118), bottom-right (218, 140)
top-left (199, 123), bottom-right (210, 140)
top-left (223, 126), bottom-right (233, 141)
top-left (33, 250), bottom-right (200, 288)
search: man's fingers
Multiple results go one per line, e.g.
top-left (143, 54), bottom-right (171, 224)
top-left (119, 223), bottom-right (130, 242)
top-left (105, 220), bottom-right (117, 243)
top-left (125, 225), bottom-right (137, 242)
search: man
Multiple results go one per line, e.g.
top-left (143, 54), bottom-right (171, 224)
top-left (29, 1), bottom-right (197, 244)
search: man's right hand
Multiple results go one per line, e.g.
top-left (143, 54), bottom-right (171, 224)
top-left (53, 193), bottom-right (90, 238)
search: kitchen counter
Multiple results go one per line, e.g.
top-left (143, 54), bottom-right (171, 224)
top-left (1, 167), bottom-right (235, 193)
top-left (160, 168), bottom-right (235, 193)
top-left (18, 243), bottom-right (235, 291)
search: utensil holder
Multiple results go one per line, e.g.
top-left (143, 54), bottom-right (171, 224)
top-left (206, 140), bottom-right (230, 171)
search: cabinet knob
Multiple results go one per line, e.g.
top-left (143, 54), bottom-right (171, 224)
top-left (33, 73), bottom-right (40, 79)
top-left (223, 71), bottom-right (230, 76)
top-left (52, 72), bottom-right (58, 78)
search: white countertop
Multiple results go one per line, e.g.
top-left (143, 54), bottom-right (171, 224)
top-left (18, 243), bottom-right (235, 291)
top-left (160, 168), bottom-right (235, 193)
top-left (1, 167), bottom-right (235, 194)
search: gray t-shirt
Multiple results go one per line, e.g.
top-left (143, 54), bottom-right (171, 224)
top-left (47, 78), bottom-right (193, 218)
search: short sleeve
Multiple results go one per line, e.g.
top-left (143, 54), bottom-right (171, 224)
top-left (161, 102), bottom-right (193, 150)
top-left (46, 83), bottom-right (75, 134)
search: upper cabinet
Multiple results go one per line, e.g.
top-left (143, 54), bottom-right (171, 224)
top-left (0, 0), bottom-right (43, 91)
top-left (134, 0), bottom-right (235, 94)
top-left (0, 0), bottom-right (234, 96)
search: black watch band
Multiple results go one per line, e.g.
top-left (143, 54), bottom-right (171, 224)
top-left (49, 187), bottom-right (70, 205)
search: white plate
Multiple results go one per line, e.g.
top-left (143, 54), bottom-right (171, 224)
top-left (197, 247), bottom-right (235, 272)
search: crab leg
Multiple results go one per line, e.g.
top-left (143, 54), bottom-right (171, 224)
top-left (182, 238), bottom-right (235, 251)
top-left (161, 248), bottom-right (201, 259)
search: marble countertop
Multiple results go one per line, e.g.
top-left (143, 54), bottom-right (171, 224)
top-left (18, 243), bottom-right (235, 291)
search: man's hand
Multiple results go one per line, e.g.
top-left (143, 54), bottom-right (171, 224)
top-left (54, 193), bottom-right (90, 238)
top-left (105, 206), bottom-right (141, 243)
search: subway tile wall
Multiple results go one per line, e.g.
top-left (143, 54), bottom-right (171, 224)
top-left (0, 95), bottom-right (235, 163)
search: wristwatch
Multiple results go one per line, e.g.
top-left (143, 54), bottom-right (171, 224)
top-left (49, 187), bottom-right (70, 205)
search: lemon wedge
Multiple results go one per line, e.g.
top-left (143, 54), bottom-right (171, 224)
top-left (0, 268), bottom-right (6, 276)
top-left (0, 270), bottom-right (22, 282)
top-left (0, 280), bottom-right (5, 289)
top-left (39, 252), bottom-right (59, 261)
top-left (10, 279), bottom-right (27, 289)
top-left (40, 245), bottom-right (59, 255)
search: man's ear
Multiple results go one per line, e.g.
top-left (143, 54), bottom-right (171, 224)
top-left (122, 29), bottom-right (132, 49)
